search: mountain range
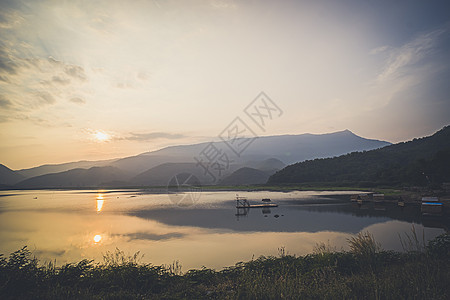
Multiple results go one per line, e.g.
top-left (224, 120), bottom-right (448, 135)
top-left (1, 130), bottom-right (390, 188)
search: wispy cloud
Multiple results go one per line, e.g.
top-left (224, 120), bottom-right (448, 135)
top-left (42, 75), bottom-right (71, 86)
top-left (209, 0), bottom-right (237, 10)
top-left (12, 114), bottom-right (72, 128)
top-left (82, 130), bottom-right (187, 143)
top-left (0, 3), bottom-right (24, 29)
top-left (64, 65), bottom-right (87, 82)
top-left (377, 28), bottom-right (446, 82)
top-left (125, 132), bottom-right (186, 141)
top-left (69, 97), bottom-right (86, 105)
top-left (369, 45), bottom-right (390, 55)
top-left (0, 53), bottom-right (89, 112)
top-left (34, 91), bottom-right (56, 107)
top-left (0, 96), bottom-right (12, 108)
top-left (120, 231), bottom-right (184, 241)
top-left (0, 43), bottom-right (19, 78)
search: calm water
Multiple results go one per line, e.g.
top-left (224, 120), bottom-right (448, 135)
top-left (0, 190), bottom-right (446, 270)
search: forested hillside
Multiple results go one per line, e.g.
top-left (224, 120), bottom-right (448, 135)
top-left (268, 126), bottom-right (450, 187)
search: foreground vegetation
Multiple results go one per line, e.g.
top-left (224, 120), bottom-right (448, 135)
top-left (1, 233), bottom-right (449, 299)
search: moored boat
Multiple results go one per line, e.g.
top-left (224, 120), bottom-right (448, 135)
top-left (421, 197), bottom-right (443, 216)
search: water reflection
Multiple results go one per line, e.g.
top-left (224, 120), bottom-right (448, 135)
top-left (96, 194), bottom-right (104, 212)
top-left (0, 190), bottom-right (446, 271)
top-left (93, 234), bottom-right (102, 243)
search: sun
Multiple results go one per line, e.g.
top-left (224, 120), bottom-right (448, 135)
top-left (93, 130), bottom-right (110, 142)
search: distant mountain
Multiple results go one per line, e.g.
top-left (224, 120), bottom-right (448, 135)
top-left (17, 159), bottom-right (115, 179)
top-left (110, 153), bottom-right (194, 175)
top-left (219, 167), bottom-right (273, 185)
top-left (242, 158), bottom-right (286, 171)
top-left (119, 130), bottom-right (389, 176)
top-left (130, 157), bottom-right (285, 187)
top-left (131, 163), bottom-right (213, 186)
top-left (235, 130), bottom-right (390, 165)
top-left (9, 130), bottom-right (391, 188)
top-left (13, 130), bottom-right (390, 181)
top-left (268, 126), bottom-right (450, 187)
top-left (218, 158), bottom-right (285, 186)
top-left (83, 130), bottom-right (391, 177)
top-left (16, 166), bottom-right (128, 188)
top-left (0, 164), bottom-right (25, 185)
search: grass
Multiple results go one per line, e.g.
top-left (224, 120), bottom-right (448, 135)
top-left (1, 233), bottom-right (449, 299)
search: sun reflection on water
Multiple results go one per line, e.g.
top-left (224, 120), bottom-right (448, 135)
top-left (96, 194), bottom-right (104, 212)
top-left (93, 234), bottom-right (102, 243)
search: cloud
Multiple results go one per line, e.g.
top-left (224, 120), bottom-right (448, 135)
top-left (209, 0), bottom-right (237, 9)
top-left (114, 82), bottom-right (133, 89)
top-left (64, 65), bottom-right (87, 82)
top-left (0, 96), bottom-right (12, 108)
top-left (124, 132), bottom-right (186, 141)
top-left (0, 54), bottom-right (87, 86)
top-left (35, 91), bottom-right (56, 107)
top-left (369, 45), bottom-right (390, 55)
top-left (33, 249), bottom-right (66, 258)
top-left (377, 28), bottom-right (446, 82)
top-left (137, 71), bottom-right (149, 80)
top-left (41, 75), bottom-right (71, 86)
top-left (0, 2), bottom-right (24, 29)
top-left (69, 97), bottom-right (86, 104)
top-left (0, 43), bottom-right (19, 78)
top-left (359, 25), bottom-right (450, 141)
top-left (51, 75), bottom-right (71, 85)
top-left (0, 49), bottom-right (89, 115)
top-left (12, 114), bottom-right (60, 127)
top-left (0, 115), bottom-right (9, 123)
top-left (120, 232), bottom-right (184, 241)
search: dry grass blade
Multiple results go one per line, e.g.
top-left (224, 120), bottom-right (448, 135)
top-left (347, 231), bottom-right (381, 256)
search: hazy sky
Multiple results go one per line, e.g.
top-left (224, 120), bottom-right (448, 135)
top-left (1, 0), bottom-right (449, 169)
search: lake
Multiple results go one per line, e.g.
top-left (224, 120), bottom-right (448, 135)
top-left (0, 189), bottom-right (446, 271)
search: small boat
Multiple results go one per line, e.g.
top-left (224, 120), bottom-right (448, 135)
top-left (421, 197), bottom-right (443, 216)
top-left (373, 194), bottom-right (385, 203)
top-left (235, 195), bottom-right (278, 208)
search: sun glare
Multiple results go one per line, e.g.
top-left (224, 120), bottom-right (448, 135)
top-left (93, 130), bottom-right (110, 142)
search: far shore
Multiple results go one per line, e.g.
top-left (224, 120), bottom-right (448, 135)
top-left (1, 184), bottom-right (439, 200)
top-left (0, 184), bottom-right (401, 193)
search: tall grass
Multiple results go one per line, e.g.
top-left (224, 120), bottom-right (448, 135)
top-left (0, 233), bottom-right (449, 299)
top-left (398, 225), bottom-right (426, 252)
top-left (348, 231), bottom-right (381, 256)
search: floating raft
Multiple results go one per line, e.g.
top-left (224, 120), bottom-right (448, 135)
top-left (235, 195), bottom-right (278, 209)
top-left (236, 203), bottom-right (278, 209)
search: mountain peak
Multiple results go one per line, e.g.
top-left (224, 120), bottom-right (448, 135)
top-left (339, 129), bottom-right (354, 135)
top-left (0, 164), bottom-right (25, 185)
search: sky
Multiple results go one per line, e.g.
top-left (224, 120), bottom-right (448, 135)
top-left (0, 0), bottom-right (449, 170)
